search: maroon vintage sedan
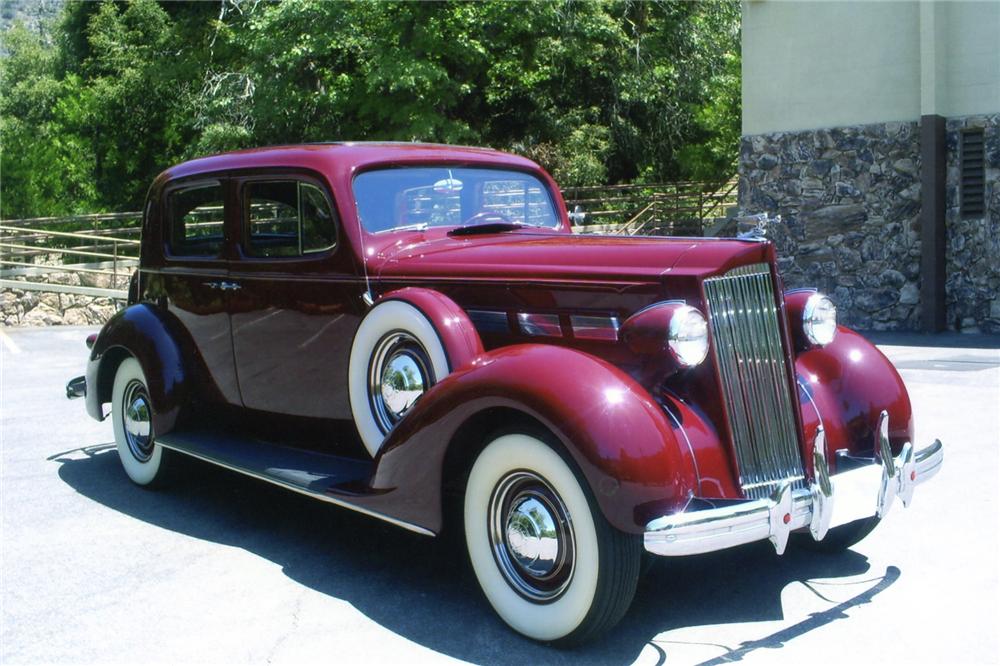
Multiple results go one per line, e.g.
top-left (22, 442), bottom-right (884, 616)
top-left (67, 142), bottom-right (943, 644)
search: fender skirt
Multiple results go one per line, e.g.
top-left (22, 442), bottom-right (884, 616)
top-left (795, 326), bottom-right (914, 471)
top-left (86, 304), bottom-right (191, 437)
top-left (351, 344), bottom-right (698, 535)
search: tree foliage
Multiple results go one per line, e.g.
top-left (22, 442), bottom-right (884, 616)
top-left (1, 0), bottom-right (740, 218)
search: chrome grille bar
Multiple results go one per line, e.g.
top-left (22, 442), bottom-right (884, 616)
top-left (704, 263), bottom-right (804, 499)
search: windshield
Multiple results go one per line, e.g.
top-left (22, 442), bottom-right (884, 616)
top-left (353, 167), bottom-right (560, 233)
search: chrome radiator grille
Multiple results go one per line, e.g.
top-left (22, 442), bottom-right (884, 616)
top-left (703, 263), bottom-right (804, 499)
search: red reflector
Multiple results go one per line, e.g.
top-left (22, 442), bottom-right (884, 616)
top-left (85, 334), bottom-right (97, 350)
top-left (910, 471), bottom-right (916, 481)
top-left (782, 513), bottom-right (791, 525)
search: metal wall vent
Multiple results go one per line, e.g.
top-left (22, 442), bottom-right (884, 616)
top-left (960, 129), bottom-right (985, 218)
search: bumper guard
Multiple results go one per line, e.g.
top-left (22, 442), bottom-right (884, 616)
top-left (644, 411), bottom-right (944, 556)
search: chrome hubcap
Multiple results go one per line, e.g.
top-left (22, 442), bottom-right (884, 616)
top-left (489, 471), bottom-right (575, 602)
top-left (369, 332), bottom-right (433, 434)
top-left (122, 380), bottom-right (153, 462)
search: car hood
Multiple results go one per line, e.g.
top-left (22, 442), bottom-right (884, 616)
top-left (371, 230), bottom-right (773, 284)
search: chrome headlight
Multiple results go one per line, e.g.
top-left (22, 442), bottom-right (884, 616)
top-left (803, 293), bottom-right (837, 346)
top-left (668, 305), bottom-right (709, 367)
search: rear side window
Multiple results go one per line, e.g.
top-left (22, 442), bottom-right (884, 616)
top-left (245, 181), bottom-right (337, 258)
top-left (167, 183), bottom-right (225, 257)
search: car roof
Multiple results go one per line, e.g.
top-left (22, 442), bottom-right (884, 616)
top-left (156, 142), bottom-right (542, 184)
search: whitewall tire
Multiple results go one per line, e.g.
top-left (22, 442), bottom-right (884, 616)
top-left (349, 300), bottom-right (450, 457)
top-left (111, 357), bottom-right (168, 486)
top-left (464, 433), bottom-right (641, 645)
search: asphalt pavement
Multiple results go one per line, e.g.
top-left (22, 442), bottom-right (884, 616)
top-left (1, 325), bottom-right (998, 665)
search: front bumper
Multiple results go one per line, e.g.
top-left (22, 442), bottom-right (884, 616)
top-left (644, 413), bottom-right (944, 556)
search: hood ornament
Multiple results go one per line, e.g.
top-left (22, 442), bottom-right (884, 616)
top-left (736, 213), bottom-right (777, 242)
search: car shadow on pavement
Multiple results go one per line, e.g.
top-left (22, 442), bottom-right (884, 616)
top-left (53, 444), bottom-right (890, 665)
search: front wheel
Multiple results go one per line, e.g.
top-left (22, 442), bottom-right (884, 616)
top-left (463, 433), bottom-right (641, 645)
top-left (111, 357), bottom-right (171, 487)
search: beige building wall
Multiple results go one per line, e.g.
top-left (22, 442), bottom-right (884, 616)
top-left (937, 1), bottom-right (1000, 118)
top-left (742, 0), bottom-right (1000, 135)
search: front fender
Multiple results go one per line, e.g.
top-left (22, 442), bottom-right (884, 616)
top-left (795, 326), bottom-right (914, 469)
top-left (86, 304), bottom-right (190, 437)
top-left (363, 344), bottom-right (698, 535)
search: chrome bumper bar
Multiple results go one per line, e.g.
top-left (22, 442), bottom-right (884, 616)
top-left (645, 413), bottom-right (944, 556)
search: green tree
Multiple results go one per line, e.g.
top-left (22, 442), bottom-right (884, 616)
top-left (1, 0), bottom-right (741, 217)
top-left (0, 22), bottom-right (97, 218)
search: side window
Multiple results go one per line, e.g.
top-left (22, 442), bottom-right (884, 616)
top-left (167, 183), bottom-right (225, 257)
top-left (246, 181), bottom-right (337, 258)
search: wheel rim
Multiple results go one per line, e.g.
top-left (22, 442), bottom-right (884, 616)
top-left (122, 379), bottom-right (154, 462)
top-left (368, 331), bottom-right (434, 434)
top-left (488, 470), bottom-right (576, 603)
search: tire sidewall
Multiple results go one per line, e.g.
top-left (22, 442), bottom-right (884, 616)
top-left (464, 433), bottom-right (600, 642)
top-left (349, 300), bottom-right (450, 457)
top-left (111, 357), bottom-right (163, 486)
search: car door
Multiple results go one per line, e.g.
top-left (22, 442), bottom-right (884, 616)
top-left (155, 178), bottom-right (241, 405)
top-left (228, 174), bottom-right (362, 420)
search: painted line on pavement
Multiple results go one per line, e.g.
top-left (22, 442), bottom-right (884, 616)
top-left (0, 329), bottom-right (21, 354)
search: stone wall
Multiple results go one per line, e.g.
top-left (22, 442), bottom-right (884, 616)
top-left (945, 114), bottom-right (1000, 333)
top-left (740, 115), bottom-right (1000, 333)
top-left (739, 121), bottom-right (923, 331)
top-left (1, 273), bottom-right (123, 327)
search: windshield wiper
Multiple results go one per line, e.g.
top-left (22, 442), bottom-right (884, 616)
top-left (448, 222), bottom-right (527, 237)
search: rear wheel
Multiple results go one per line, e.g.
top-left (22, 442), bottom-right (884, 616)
top-left (111, 357), bottom-right (171, 487)
top-left (463, 433), bottom-right (641, 645)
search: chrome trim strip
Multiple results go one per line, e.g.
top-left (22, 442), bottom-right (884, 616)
top-left (644, 435), bottom-right (944, 557)
top-left (517, 312), bottom-right (562, 337)
top-left (569, 315), bottom-right (619, 341)
top-left (156, 439), bottom-right (436, 537)
top-left (467, 309), bottom-right (509, 334)
top-left (703, 263), bottom-right (804, 499)
top-left (660, 398), bottom-right (702, 495)
top-left (797, 377), bottom-right (824, 429)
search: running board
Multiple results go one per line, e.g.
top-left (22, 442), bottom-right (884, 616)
top-left (156, 431), bottom-right (434, 536)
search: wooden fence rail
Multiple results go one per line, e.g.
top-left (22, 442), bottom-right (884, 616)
top-left (562, 177), bottom-right (738, 234)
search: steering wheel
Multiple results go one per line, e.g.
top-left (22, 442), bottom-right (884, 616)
top-left (461, 210), bottom-right (514, 226)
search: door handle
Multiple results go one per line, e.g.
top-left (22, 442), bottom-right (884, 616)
top-left (204, 281), bottom-right (241, 291)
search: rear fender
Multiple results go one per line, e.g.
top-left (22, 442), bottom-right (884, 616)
top-left (795, 326), bottom-right (914, 471)
top-left (364, 344), bottom-right (698, 534)
top-left (86, 304), bottom-right (190, 437)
